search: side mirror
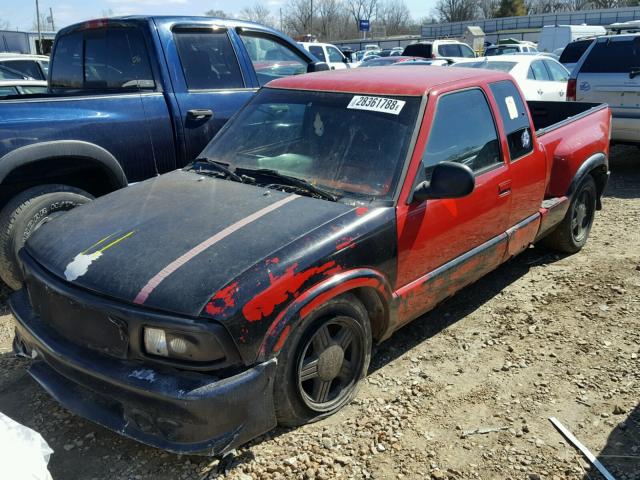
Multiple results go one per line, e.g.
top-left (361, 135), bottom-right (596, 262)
top-left (342, 57), bottom-right (350, 63)
top-left (307, 61), bottom-right (330, 73)
top-left (412, 162), bottom-right (475, 202)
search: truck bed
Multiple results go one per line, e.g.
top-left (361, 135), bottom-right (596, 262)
top-left (527, 101), bottom-right (606, 134)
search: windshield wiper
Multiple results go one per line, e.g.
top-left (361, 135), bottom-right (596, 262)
top-left (193, 158), bottom-right (244, 183)
top-left (237, 167), bottom-right (338, 202)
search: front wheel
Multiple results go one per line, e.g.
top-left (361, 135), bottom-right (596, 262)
top-left (540, 175), bottom-right (597, 254)
top-left (274, 294), bottom-right (372, 427)
top-left (0, 184), bottom-right (93, 290)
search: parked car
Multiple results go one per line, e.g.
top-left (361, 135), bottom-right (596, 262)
top-left (484, 44), bottom-right (538, 56)
top-left (358, 56), bottom-right (422, 67)
top-left (11, 66), bottom-right (610, 456)
top-left (0, 53), bottom-right (49, 80)
top-left (395, 59), bottom-right (451, 66)
top-left (537, 24), bottom-right (606, 53)
top-left (0, 16), bottom-right (327, 291)
top-left (453, 54), bottom-right (570, 101)
top-left (402, 40), bottom-right (476, 59)
top-left (567, 33), bottom-right (640, 144)
top-left (559, 38), bottom-right (596, 73)
top-left (299, 42), bottom-right (350, 70)
top-left (0, 79), bottom-right (47, 97)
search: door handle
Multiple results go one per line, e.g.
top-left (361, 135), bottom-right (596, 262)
top-left (187, 109), bottom-right (214, 120)
top-left (498, 180), bottom-right (512, 197)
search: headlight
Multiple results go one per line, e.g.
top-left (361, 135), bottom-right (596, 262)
top-left (143, 326), bottom-right (225, 363)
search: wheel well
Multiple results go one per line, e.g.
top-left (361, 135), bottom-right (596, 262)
top-left (589, 164), bottom-right (608, 210)
top-left (0, 157), bottom-right (124, 210)
top-left (351, 287), bottom-right (388, 341)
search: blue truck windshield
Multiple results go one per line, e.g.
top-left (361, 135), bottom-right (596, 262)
top-left (200, 88), bottom-right (421, 200)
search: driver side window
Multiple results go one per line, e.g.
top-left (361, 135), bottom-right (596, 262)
top-left (420, 89), bottom-right (501, 181)
top-left (239, 33), bottom-right (308, 86)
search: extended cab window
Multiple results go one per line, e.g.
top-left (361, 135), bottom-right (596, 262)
top-left (240, 33), bottom-right (307, 86)
top-left (438, 44), bottom-right (461, 57)
top-left (489, 80), bottom-right (533, 160)
top-left (422, 89), bottom-right (501, 178)
top-left (51, 27), bottom-right (154, 90)
top-left (174, 29), bottom-right (244, 90)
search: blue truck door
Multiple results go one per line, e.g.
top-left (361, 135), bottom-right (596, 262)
top-left (160, 23), bottom-right (257, 162)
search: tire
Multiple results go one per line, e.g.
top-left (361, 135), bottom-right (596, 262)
top-left (0, 184), bottom-right (93, 290)
top-left (274, 293), bottom-right (372, 427)
top-left (540, 175), bottom-right (597, 254)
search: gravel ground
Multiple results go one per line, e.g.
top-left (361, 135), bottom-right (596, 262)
top-left (0, 146), bottom-right (639, 480)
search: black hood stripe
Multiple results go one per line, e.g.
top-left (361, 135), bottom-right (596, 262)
top-left (133, 195), bottom-right (300, 305)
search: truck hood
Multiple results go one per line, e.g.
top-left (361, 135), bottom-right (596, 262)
top-left (25, 170), bottom-right (355, 317)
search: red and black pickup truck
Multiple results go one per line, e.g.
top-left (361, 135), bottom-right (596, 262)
top-left (10, 67), bottom-right (610, 455)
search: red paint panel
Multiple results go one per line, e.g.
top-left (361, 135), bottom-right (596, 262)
top-left (243, 261), bottom-right (342, 322)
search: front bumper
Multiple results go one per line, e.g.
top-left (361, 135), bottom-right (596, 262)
top-left (10, 289), bottom-right (277, 456)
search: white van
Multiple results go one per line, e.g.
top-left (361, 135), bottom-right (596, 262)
top-left (538, 25), bottom-right (606, 53)
top-left (299, 42), bottom-right (350, 70)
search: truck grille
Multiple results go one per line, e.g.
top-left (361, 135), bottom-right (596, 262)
top-left (27, 278), bottom-right (129, 359)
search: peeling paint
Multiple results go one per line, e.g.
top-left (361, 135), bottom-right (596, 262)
top-left (64, 231), bottom-right (135, 281)
top-left (243, 261), bottom-right (342, 322)
top-left (205, 282), bottom-right (239, 316)
top-left (355, 207), bottom-right (368, 216)
top-left (273, 325), bottom-right (291, 352)
top-left (336, 236), bottom-right (355, 251)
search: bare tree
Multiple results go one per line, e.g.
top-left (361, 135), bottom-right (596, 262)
top-left (0, 19), bottom-right (10, 30)
top-left (479, 0), bottom-right (500, 18)
top-left (238, 3), bottom-right (277, 28)
top-left (379, 0), bottom-right (412, 36)
top-left (316, 0), bottom-right (342, 39)
top-left (205, 9), bottom-right (229, 18)
top-left (435, 0), bottom-right (479, 22)
top-left (345, 0), bottom-right (380, 24)
top-left (283, 0), bottom-right (313, 35)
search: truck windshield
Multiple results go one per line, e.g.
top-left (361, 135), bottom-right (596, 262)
top-left (200, 88), bottom-right (421, 200)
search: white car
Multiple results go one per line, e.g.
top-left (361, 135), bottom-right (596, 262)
top-left (299, 42), bottom-right (349, 70)
top-left (402, 39), bottom-right (475, 60)
top-left (453, 54), bottom-right (570, 101)
top-left (0, 79), bottom-right (47, 98)
top-left (0, 53), bottom-right (49, 80)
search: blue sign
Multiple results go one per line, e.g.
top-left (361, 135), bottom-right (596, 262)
top-left (359, 19), bottom-right (370, 32)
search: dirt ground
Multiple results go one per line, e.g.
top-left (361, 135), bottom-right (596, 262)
top-left (0, 146), bottom-right (638, 480)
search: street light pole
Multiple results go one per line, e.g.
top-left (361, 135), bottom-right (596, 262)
top-left (35, 0), bottom-right (43, 54)
top-left (310, 0), bottom-right (313, 35)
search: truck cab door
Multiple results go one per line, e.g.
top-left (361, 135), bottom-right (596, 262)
top-left (395, 87), bottom-right (512, 323)
top-left (165, 25), bottom-right (257, 163)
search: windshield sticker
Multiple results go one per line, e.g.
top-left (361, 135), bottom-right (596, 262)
top-left (314, 113), bottom-right (324, 136)
top-left (347, 96), bottom-right (406, 115)
top-left (505, 96), bottom-right (519, 120)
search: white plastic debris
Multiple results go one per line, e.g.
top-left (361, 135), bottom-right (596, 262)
top-left (0, 412), bottom-right (53, 480)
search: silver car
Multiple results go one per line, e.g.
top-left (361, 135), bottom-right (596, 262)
top-left (568, 33), bottom-right (640, 144)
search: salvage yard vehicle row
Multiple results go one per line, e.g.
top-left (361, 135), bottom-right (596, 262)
top-left (10, 67), bottom-right (610, 456)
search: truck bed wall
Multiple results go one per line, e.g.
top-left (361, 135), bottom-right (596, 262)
top-left (531, 102), bottom-right (611, 199)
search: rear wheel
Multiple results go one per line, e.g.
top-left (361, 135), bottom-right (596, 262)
top-left (541, 175), bottom-right (596, 254)
top-left (0, 184), bottom-right (93, 290)
top-left (274, 294), bottom-right (372, 427)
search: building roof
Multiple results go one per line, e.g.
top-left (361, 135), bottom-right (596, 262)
top-left (266, 66), bottom-right (510, 96)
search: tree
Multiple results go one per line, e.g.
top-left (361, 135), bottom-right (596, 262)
top-left (435, 0), bottom-right (479, 22)
top-left (379, 0), bottom-right (412, 36)
top-left (479, 0), bottom-right (500, 18)
top-left (283, 0), bottom-right (313, 35)
top-left (316, 0), bottom-right (342, 39)
top-left (345, 0), bottom-right (379, 25)
top-left (495, 0), bottom-right (526, 17)
top-left (0, 19), bottom-right (10, 30)
top-left (238, 3), bottom-right (276, 27)
top-left (204, 9), bottom-right (229, 18)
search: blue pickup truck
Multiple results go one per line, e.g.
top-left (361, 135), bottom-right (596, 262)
top-left (0, 16), bottom-right (327, 289)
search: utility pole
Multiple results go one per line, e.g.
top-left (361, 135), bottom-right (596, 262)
top-left (35, 0), bottom-right (43, 54)
top-left (279, 8), bottom-right (283, 32)
top-left (309, 0), bottom-right (313, 35)
top-left (49, 7), bottom-right (55, 31)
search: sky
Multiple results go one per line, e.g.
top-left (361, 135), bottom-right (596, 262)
top-left (1, 0), bottom-right (438, 32)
